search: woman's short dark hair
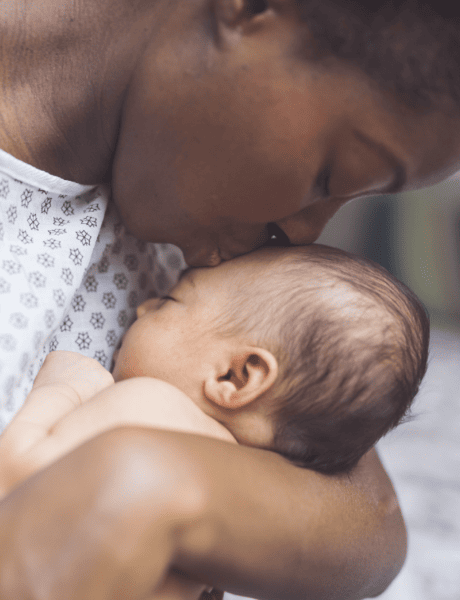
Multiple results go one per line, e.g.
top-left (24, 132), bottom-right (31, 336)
top-left (294, 0), bottom-right (460, 114)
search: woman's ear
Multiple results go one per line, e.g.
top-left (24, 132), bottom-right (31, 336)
top-left (214, 0), bottom-right (270, 29)
top-left (204, 347), bottom-right (278, 410)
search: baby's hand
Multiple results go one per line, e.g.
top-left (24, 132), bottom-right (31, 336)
top-left (31, 351), bottom-right (114, 403)
top-left (0, 352), bottom-right (114, 492)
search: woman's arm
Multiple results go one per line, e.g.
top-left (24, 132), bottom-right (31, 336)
top-left (156, 432), bottom-right (406, 600)
top-left (0, 369), bottom-right (233, 600)
top-left (0, 425), bottom-right (405, 600)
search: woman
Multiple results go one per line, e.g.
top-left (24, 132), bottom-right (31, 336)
top-left (1, 1), bottom-right (460, 598)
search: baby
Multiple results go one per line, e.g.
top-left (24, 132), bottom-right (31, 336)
top-left (0, 243), bottom-right (429, 600)
top-left (0, 243), bottom-right (429, 496)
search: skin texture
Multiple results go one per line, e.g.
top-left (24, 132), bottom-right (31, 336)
top-left (1, 1), bottom-right (460, 263)
top-left (113, 251), bottom-right (286, 446)
top-left (0, 425), bottom-right (404, 600)
top-left (1, 0), bottom-right (460, 598)
top-left (112, 2), bottom-right (460, 265)
top-left (0, 352), bottom-right (234, 600)
top-left (0, 353), bottom-right (237, 494)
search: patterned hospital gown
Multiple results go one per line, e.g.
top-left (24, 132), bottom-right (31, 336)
top-left (0, 149), bottom-right (186, 431)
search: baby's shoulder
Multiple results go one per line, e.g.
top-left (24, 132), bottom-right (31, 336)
top-left (110, 378), bottom-right (237, 444)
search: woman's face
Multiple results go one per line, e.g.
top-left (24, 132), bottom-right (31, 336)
top-left (112, 4), bottom-right (460, 267)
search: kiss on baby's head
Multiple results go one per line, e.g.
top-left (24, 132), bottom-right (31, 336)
top-left (115, 245), bottom-right (429, 476)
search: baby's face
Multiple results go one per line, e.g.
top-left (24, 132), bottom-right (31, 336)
top-left (111, 248), bottom-right (277, 400)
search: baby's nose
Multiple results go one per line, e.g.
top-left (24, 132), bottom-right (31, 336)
top-left (136, 298), bottom-right (160, 318)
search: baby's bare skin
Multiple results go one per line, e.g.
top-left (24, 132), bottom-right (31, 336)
top-left (0, 351), bottom-right (235, 493)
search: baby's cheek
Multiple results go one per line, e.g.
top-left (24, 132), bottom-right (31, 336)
top-left (112, 357), bottom-right (128, 382)
top-left (112, 343), bottom-right (152, 381)
top-left (111, 347), bottom-right (133, 382)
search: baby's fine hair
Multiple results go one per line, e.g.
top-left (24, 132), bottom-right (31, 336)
top-left (214, 245), bottom-right (429, 475)
top-left (292, 0), bottom-right (460, 114)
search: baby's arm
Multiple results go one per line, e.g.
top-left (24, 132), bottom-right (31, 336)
top-left (0, 351), bottom-right (236, 494)
top-left (0, 351), bottom-right (114, 493)
top-left (22, 376), bottom-right (237, 478)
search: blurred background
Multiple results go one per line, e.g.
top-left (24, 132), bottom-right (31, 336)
top-left (226, 177), bottom-right (460, 600)
top-left (317, 176), bottom-right (460, 600)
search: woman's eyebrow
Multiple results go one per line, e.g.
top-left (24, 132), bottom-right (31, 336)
top-left (353, 130), bottom-right (407, 194)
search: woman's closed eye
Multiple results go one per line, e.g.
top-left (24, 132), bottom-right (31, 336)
top-left (316, 166), bottom-right (332, 198)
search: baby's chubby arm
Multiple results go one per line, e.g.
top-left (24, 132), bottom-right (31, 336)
top-left (1, 351), bottom-right (114, 451)
top-left (21, 377), bottom-right (236, 480)
top-left (0, 351), bottom-right (236, 495)
top-left (0, 351), bottom-right (114, 492)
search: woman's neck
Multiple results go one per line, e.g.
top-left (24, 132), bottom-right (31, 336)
top-left (0, 0), bottom-right (161, 184)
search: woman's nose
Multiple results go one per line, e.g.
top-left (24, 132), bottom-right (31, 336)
top-left (136, 298), bottom-right (160, 318)
top-left (276, 198), bottom-right (349, 246)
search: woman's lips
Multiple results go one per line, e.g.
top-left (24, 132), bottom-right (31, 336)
top-left (182, 231), bottom-right (266, 267)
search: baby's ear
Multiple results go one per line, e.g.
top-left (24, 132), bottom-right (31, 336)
top-left (204, 347), bottom-right (278, 410)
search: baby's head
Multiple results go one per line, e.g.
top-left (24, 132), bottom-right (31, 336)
top-left (113, 245), bottom-right (429, 475)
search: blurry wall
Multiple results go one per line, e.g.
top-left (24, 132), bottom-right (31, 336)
top-left (316, 177), bottom-right (460, 329)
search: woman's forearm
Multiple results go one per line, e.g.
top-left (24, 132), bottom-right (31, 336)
top-left (125, 428), bottom-right (406, 600)
top-left (0, 426), bottom-right (406, 600)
